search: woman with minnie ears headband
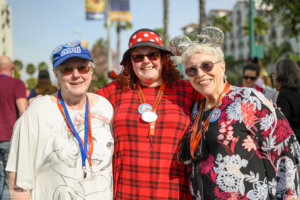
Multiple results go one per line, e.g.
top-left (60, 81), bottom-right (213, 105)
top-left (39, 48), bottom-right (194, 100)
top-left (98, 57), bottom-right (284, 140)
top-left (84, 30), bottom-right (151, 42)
top-left (170, 26), bottom-right (300, 200)
top-left (96, 28), bottom-right (202, 199)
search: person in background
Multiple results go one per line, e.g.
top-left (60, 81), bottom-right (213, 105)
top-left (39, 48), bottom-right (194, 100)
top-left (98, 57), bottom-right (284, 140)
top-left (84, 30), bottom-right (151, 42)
top-left (27, 69), bottom-right (58, 100)
top-left (242, 63), bottom-right (276, 101)
top-left (296, 60), bottom-right (300, 70)
top-left (0, 55), bottom-right (27, 200)
top-left (171, 26), bottom-right (300, 199)
top-left (242, 63), bottom-right (263, 92)
top-left (272, 58), bottom-right (300, 142)
top-left (6, 41), bottom-right (114, 200)
top-left (96, 28), bottom-right (202, 199)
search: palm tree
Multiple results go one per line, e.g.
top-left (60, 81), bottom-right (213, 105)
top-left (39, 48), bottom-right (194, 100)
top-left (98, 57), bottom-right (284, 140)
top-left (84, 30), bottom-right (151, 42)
top-left (37, 61), bottom-right (49, 71)
top-left (26, 63), bottom-right (36, 77)
top-left (116, 21), bottom-right (132, 64)
top-left (244, 16), bottom-right (269, 44)
top-left (154, 28), bottom-right (164, 36)
top-left (199, 0), bottom-right (206, 33)
top-left (213, 15), bottom-right (232, 33)
top-left (13, 59), bottom-right (23, 79)
top-left (262, 41), bottom-right (293, 67)
top-left (163, 0), bottom-right (169, 47)
top-left (90, 38), bottom-right (109, 88)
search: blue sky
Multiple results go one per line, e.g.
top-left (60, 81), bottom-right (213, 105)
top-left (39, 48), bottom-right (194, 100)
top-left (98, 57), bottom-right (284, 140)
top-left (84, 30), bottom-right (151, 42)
top-left (7, 0), bottom-right (239, 82)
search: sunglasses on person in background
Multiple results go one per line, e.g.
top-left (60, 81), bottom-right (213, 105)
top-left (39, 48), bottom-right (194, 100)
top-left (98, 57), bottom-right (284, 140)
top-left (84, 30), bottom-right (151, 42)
top-left (59, 65), bottom-right (91, 76)
top-left (131, 52), bottom-right (160, 63)
top-left (243, 75), bottom-right (257, 81)
top-left (185, 61), bottom-right (221, 77)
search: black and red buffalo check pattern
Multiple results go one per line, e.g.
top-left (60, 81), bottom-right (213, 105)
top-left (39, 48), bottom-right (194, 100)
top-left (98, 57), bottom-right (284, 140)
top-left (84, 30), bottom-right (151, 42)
top-left (97, 79), bottom-right (202, 200)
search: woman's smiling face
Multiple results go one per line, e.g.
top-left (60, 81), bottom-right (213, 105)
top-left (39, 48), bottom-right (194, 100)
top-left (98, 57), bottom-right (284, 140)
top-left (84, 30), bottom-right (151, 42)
top-left (185, 53), bottom-right (225, 98)
top-left (130, 46), bottom-right (163, 87)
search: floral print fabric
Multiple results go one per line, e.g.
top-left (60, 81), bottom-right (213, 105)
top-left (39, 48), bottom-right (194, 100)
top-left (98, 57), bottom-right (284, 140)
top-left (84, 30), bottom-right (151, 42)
top-left (179, 86), bottom-right (300, 200)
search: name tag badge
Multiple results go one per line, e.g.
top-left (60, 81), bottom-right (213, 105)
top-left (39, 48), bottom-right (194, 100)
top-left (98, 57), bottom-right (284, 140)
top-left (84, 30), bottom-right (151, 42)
top-left (142, 112), bottom-right (158, 123)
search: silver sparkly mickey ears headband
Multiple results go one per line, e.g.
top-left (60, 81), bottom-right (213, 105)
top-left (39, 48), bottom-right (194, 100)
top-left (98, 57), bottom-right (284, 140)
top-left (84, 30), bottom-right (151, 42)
top-left (169, 26), bottom-right (225, 56)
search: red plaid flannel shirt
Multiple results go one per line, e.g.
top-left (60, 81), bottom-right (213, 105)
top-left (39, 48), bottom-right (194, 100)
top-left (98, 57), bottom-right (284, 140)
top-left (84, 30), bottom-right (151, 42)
top-left (97, 79), bottom-right (202, 199)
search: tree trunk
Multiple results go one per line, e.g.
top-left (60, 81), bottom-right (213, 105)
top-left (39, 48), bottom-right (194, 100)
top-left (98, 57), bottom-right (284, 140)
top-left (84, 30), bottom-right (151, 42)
top-left (116, 22), bottom-right (121, 65)
top-left (199, 0), bottom-right (206, 33)
top-left (163, 0), bottom-right (169, 47)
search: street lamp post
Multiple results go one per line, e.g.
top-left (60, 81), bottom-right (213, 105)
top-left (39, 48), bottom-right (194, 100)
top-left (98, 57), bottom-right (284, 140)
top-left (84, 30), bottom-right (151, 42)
top-left (249, 0), bottom-right (254, 59)
top-left (106, 0), bottom-right (112, 75)
top-left (74, 28), bottom-right (82, 41)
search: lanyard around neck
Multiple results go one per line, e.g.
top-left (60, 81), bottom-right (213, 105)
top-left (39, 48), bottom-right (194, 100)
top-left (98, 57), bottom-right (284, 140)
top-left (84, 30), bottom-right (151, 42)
top-left (190, 82), bottom-right (232, 158)
top-left (57, 90), bottom-right (93, 167)
top-left (137, 82), bottom-right (165, 137)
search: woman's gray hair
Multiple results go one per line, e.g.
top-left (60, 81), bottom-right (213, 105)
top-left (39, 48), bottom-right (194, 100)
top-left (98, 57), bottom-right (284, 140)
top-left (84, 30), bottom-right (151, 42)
top-left (170, 26), bottom-right (225, 63)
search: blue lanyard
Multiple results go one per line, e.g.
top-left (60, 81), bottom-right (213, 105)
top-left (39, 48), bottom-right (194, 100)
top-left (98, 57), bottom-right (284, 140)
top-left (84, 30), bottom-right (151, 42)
top-left (58, 90), bottom-right (89, 167)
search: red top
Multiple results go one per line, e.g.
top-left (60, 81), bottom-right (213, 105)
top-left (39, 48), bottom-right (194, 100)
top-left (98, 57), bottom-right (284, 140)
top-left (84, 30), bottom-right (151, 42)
top-left (0, 75), bottom-right (26, 141)
top-left (97, 79), bottom-right (202, 200)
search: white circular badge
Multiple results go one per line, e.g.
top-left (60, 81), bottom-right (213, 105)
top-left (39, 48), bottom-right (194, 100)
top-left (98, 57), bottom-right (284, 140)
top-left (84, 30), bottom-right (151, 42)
top-left (141, 111), bottom-right (158, 122)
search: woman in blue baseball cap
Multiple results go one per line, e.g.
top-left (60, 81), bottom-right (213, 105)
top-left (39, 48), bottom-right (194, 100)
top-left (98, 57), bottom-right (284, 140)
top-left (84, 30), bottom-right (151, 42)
top-left (6, 41), bottom-right (115, 199)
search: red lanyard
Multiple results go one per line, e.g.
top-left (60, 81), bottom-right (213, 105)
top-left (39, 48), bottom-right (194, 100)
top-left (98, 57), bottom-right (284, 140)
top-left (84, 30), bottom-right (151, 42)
top-left (57, 94), bottom-right (93, 167)
top-left (137, 82), bottom-right (165, 137)
top-left (190, 82), bottom-right (232, 158)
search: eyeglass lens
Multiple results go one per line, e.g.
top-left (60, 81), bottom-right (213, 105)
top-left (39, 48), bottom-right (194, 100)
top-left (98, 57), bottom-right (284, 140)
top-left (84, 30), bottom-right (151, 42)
top-left (243, 76), bottom-right (257, 81)
top-left (60, 65), bottom-right (90, 76)
top-left (131, 52), bottom-right (160, 63)
top-left (185, 61), bottom-right (215, 77)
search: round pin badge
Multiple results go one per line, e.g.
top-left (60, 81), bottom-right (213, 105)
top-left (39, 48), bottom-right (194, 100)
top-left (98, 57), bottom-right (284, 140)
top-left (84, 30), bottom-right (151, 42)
top-left (52, 44), bottom-right (63, 55)
top-left (142, 111), bottom-right (158, 123)
top-left (138, 103), bottom-right (152, 114)
top-left (63, 41), bottom-right (79, 47)
top-left (209, 108), bottom-right (221, 122)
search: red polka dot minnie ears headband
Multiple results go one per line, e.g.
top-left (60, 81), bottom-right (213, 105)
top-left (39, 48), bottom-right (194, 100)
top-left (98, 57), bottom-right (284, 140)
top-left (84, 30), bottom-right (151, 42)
top-left (120, 28), bottom-right (173, 65)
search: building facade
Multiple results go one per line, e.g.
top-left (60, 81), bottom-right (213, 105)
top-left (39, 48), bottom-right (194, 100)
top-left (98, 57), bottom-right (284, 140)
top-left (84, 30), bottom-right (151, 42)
top-left (185, 0), bottom-right (300, 62)
top-left (0, 0), bottom-right (12, 57)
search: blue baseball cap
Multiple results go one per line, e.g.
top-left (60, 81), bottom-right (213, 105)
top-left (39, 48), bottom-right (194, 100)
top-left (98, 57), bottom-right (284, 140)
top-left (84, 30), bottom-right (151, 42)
top-left (52, 41), bottom-right (93, 68)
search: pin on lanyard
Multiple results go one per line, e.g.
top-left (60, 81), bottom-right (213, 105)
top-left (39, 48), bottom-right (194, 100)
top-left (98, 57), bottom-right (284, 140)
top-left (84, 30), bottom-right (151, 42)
top-left (57, 90), bottom-right (93, 178)
top-left (137, 83), bottom-right (165, 148)
top-left (190, 82), bottom-right (232, 158)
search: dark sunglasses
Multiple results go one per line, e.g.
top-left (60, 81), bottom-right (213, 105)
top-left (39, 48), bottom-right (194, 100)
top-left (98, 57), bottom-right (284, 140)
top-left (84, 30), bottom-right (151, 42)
top-left (185, 61), bottom-right (220, 77)
top-left (60, 65), bottom-right (91, 76)
top-left (131, 52), bottom-right (160, 63)
top-left (243, 75), bottom-right (257, 81)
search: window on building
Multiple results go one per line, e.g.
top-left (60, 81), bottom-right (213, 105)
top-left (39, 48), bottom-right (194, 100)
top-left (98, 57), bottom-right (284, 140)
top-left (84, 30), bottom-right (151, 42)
top-left (258, 35), bottom-right (264, 43)
top-left (239, 38), bottom-right (244, 48)
top-left (236, 10), bottom-right (241, 25)
top-left (269, 27), bottom-right (277, 40)
top-left (231, 42), bottom-right (235, 50)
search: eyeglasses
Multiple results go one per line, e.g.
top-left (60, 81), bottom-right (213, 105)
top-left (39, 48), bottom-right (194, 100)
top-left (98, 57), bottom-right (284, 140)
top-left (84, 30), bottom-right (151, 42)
top-left (185, 61), bottom-right (220, 77)
top-left (131, 52), bottom-right (160, 63)
top-left (59, 65), bottom-right (91, 76)
top-left (243, 75), bottom-right (257, 81)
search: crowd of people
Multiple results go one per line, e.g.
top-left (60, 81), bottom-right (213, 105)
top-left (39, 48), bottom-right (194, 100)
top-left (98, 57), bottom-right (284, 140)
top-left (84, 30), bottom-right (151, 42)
top-left (0, 26), bottom-right (300, 200)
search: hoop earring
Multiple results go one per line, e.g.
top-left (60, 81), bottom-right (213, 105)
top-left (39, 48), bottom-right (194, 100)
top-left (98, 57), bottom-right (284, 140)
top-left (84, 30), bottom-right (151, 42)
top-left (224, 75), bottom-right (227, 83)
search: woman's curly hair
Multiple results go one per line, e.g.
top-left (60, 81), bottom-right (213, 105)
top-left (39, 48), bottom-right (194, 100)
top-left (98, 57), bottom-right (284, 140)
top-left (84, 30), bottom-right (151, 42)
top-left (117, 50), bottom-right (182, 90)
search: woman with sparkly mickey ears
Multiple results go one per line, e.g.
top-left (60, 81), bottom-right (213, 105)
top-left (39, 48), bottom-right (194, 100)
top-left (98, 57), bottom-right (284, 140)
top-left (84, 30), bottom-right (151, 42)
top-left (170, 26), bottom-right (300, 200)
top-left (96, 28), bottom-right (202, 199)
